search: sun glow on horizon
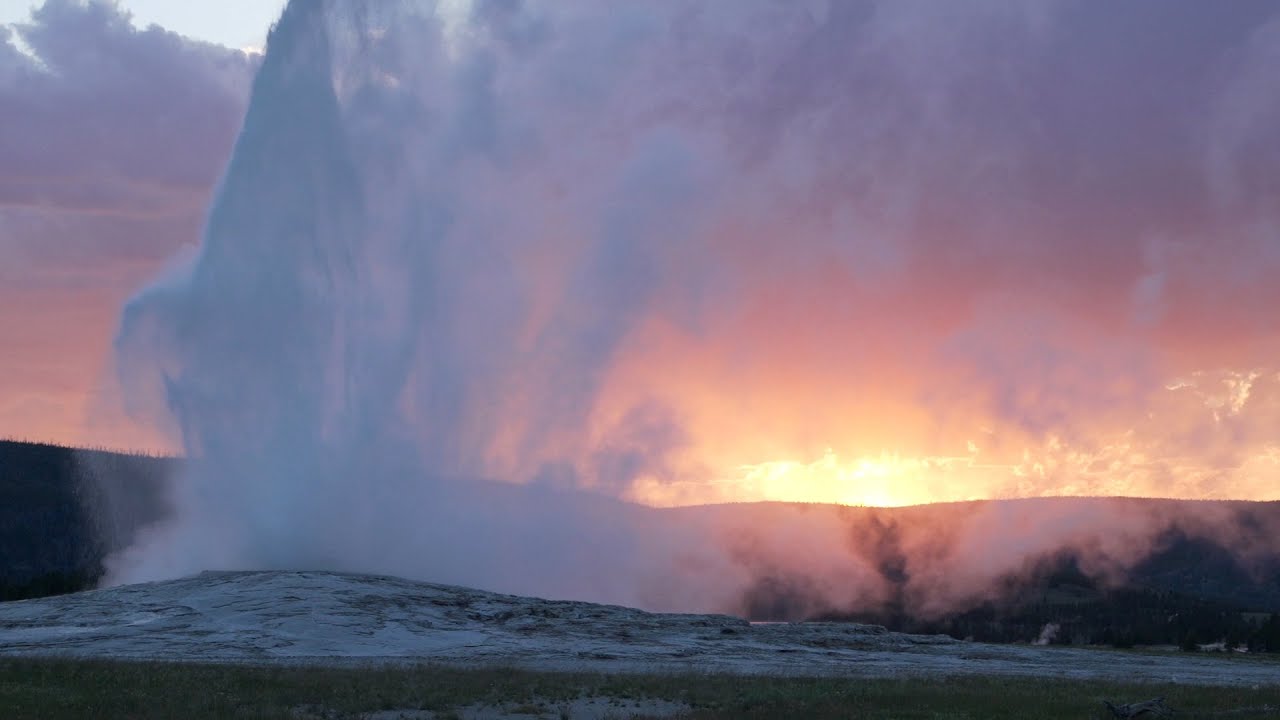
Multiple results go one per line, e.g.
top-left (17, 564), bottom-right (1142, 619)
top-left (627, 448), bottom-right (995, 508)
top-left (613, 367), bottom-right (1280, 509)
top-left (732, 450), bottom-right (975, 508)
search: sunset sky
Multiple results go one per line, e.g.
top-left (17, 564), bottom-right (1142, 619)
top-left (3, 0), bottom-right (1280, 507)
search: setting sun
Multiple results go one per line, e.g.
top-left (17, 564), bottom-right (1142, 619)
top-left (626, 448), bottom-right (991, 508)
top-left (735, 451), bottom-right (954, 507)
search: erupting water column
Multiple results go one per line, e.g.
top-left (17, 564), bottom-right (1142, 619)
top-left (105, 0), bottom-right (722, 609)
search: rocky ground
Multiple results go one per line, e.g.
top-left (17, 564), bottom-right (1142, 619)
top-left (0, 571), bottom-right (1275, 687)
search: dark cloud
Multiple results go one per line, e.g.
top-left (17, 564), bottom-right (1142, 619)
top-left (0, 0), bottom-right (253, 270)
top-left (2, 0), bottom-right (252, 199)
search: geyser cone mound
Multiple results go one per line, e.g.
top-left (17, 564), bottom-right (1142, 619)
top-left (2, 571), bottom-right (1278, 686)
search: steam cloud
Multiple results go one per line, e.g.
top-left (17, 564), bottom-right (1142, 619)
top-left (103, 0), bottom-right (1280, 615)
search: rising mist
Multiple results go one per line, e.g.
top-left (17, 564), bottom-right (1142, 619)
top-left (101, 0), bottom-right (1280, 616)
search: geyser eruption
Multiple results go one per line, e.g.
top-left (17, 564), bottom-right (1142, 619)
top-left (105, 0), bottom-right (1280, 615)
top-left (109, 0), bottom-right (736, 607)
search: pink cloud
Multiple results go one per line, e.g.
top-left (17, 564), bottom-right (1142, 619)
top-left (0, 0), bottom-right (253, 448)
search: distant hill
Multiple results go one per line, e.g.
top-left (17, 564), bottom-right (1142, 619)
top-left (0, 440), bottom-right (173, 600)
top-left (2, 440), bottom-right (1278, 651)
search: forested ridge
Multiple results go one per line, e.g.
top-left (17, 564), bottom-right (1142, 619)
top-left (816, 549), bottom-right (1280, 651)
top-left (0, 440), bottom-right (172, 600)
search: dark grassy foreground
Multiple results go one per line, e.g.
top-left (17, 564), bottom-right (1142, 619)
top-left (2, 659), bottom-right (1279, 719)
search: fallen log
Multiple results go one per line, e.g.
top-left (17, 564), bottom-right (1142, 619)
top-left (1103, 697), bottom-right (1171, 718)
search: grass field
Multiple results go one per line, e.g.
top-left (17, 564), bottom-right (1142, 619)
top-left (1, 658), bottom-right (1278, 719)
